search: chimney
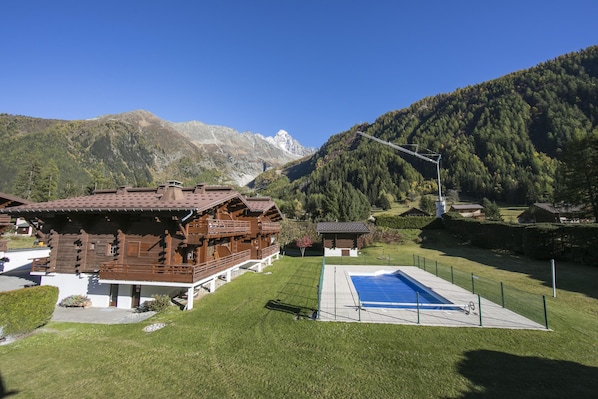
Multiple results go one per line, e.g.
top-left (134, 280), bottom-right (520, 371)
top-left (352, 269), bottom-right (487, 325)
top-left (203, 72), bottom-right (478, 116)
top-left (160, 180), bottom-right (184, 202)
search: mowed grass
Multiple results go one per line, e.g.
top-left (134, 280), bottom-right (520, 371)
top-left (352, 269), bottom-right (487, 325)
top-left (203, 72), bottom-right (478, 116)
top-left (1, 232), bottom-right (598, 398)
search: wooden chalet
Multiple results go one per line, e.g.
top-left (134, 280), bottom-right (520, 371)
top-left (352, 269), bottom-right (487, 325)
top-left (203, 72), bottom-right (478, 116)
top-left (0, 192), bottom-right (30, 253)
top-left (399, 207), bottom-right (431, 217)
top-left (517, 203), bottom-right (592, 224)
top-left (0, 192), bottom-right (30, 235)
top-left (0, 181), bottom-right (282, 310)
top-left (449, 204), bottom-right (485, 220)
top-left (316, 222), bottom-right (370, 257)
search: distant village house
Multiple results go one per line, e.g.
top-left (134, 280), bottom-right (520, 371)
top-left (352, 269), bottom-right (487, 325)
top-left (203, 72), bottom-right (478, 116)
top-left (449, 204), bottom-right (485, 220)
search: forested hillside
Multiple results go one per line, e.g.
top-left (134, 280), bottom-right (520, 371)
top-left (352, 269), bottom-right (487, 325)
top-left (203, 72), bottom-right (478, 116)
top-left (0, 111), bottom-right (239, 200)
top-left (256, 46), bottom-right (598, 220)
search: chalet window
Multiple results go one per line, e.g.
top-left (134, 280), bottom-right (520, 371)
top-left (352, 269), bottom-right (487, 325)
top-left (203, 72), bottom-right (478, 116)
top-left (187, 249), bottom-right (195, 261)
top-left (106, 243), bottom-right (117, 256)
top-left (127, 241), bottom-right (141, 257)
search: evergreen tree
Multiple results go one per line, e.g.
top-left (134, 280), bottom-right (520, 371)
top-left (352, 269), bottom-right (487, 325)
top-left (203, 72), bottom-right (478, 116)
top-left (554, 129), bottom-right (598, 220)
top-left (482, 197), bottom-right (503, 221)
top-left (13, 159), bottom-right (43, 201)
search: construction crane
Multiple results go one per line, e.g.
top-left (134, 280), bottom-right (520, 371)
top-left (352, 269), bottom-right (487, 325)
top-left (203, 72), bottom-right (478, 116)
top-left (358, 131), bottom-right (446, 218)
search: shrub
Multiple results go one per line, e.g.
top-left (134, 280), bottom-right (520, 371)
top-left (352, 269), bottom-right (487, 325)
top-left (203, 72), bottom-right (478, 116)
top-left (139, 294), bottom-right (172, 312)
top-left (59, 294), bottom-right (92, 308)
top-left (0, 285), bottom-right (58, 337)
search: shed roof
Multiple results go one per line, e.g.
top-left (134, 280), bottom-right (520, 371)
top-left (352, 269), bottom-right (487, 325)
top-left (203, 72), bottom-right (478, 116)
top-left (316, 222), bottom-right (370, 234)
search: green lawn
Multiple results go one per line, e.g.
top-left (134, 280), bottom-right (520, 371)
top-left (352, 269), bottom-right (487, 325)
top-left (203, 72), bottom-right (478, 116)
top-left (1, 231), bottom-right (597, 398)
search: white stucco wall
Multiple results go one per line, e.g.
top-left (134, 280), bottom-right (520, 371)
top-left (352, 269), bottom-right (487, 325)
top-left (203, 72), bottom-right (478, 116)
top-left (323, 248), bottom-right (359, 257)
top-left (40, 273), bottom-right (93, 305)
top-left (0, 248), bottom-right (50, 273)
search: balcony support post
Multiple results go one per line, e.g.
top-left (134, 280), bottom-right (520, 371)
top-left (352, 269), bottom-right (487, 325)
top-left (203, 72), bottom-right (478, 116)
top-left (186, 287), bottom-right (194, 310)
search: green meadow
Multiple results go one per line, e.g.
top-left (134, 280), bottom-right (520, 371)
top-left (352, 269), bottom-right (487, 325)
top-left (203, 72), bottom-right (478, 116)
top-left (1, 231), bottom-right (597, 398)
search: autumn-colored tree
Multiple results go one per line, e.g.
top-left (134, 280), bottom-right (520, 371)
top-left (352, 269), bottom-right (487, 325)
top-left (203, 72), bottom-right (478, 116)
top-left (296, 235), bottom-right (313, 257)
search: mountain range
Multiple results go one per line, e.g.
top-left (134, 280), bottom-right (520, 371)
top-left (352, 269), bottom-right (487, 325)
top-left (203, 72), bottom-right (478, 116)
top-left (0, 110), bottom-right (315, 197)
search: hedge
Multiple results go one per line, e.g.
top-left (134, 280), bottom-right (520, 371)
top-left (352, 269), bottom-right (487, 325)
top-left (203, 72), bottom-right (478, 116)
top-left (0, 285), bottom-right (58, 337)
top-left (443, 213), bottom-right (598, 265)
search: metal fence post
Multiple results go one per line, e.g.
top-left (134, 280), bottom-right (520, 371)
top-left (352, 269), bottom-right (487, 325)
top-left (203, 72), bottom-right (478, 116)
top-left (451, 266), bottom-right (454, 284)
top-left (423, 257), bottom-right (426, 271)
top-left (334, 266), bottom-right (337, 320)
top-left (471, 273), bottom-right (475, 294)
top-left (358, 292), bottom-right (361, 322)
top-left (500, 282), bottom-right (505, 308)
top-left (478, 294), bottom-right (482, 327)
top-left (416, 292), bottom-right (420, 325)
top-left (543, 295), bottom-right (549, 329)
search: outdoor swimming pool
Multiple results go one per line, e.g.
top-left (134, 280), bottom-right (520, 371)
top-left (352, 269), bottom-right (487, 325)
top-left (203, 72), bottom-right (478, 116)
top-left (350, 270), bottom-right (462, 310)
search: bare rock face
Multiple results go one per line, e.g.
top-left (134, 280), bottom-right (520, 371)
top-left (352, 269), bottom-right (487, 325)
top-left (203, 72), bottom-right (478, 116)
top-left (170, 120), bottom-right (315, 186)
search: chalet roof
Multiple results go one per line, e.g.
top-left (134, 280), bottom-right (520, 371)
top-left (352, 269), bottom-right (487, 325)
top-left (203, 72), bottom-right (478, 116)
top-left (0, 192), bottom-right (31, 208)
top-left (244, 196), bottom-right (283, 221)
top-left (531, 202), bottom-right (586, 214)
top-left (0, 183), bottom-right (248, 216)
top-left (316, 222), bottom-right (370, 234)
top-left (245, 196), bottom-right (277, 212)
top-left (450, 204), bottom-right (485, 211)
top-left (399, 207), bottom-right (430, 217)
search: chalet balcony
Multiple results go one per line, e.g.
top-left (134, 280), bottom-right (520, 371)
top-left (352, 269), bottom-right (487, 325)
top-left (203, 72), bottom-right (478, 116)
top-left (31, 257), bottom-right (54, 273)
top-left (259, 244), bottom-right (280, 259)
top-left (99, 249), bottom-right (252, 284)
top-left (187, 220), bottom-right (251, 237)
top-left (260, 221), bottom-right (281, 233)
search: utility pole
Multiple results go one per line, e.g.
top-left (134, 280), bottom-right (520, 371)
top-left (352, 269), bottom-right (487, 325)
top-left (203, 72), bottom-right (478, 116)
top-left (358, 131), bottom-right (446, 217)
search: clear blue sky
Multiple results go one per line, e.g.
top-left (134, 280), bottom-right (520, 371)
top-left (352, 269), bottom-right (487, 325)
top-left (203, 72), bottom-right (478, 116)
top-left (1, 1), bottom-right (597, 148)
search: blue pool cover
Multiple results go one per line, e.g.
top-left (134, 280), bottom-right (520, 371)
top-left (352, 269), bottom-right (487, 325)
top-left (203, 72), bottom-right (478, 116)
top-left (350, 272), bottom-right (459, 310)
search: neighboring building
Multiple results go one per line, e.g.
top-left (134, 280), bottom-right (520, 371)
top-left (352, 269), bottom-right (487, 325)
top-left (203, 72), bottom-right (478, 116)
top-left (316, 222), bottom-right (370, 257)
top-left (0, 192), bottom-right (31, 261)
top-left (0, 192), bottom-right (30, 235)
top-left (517, 203), bottom-right (591, 224)
top-left (14, 217), bottom-right (34, 236)
top-left (0, 182), bottom-right (282, 310)
top-left (449, 204), bottom-right (485, 220)
top-left (399, 207), bottom-right (431, 217)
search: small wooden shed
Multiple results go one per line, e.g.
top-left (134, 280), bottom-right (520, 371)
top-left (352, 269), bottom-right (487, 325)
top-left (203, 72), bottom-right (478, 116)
top-left (316, 222), bottom-right (370, 257)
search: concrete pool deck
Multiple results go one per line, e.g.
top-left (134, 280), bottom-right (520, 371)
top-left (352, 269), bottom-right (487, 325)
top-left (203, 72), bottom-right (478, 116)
top-left (319, 265), bottom-right (547, 330)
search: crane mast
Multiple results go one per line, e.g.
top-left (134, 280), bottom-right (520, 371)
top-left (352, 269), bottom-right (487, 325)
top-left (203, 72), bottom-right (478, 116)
top-left (358, 131), bottom-right (446, 218)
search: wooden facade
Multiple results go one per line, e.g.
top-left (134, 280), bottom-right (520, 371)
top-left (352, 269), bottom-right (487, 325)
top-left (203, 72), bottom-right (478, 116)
top-left (1, 182), bottom-right (282, 308)
top-left (316, 222), bottom-right (370, 257)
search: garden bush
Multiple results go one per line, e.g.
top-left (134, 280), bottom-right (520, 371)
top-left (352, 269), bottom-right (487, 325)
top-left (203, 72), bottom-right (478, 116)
top-left (138, 294), bottom-right (172, 312)
top-left (59, 294), bottom-right (92, 308)
top-left (0, 285), bottom-right (58, 337)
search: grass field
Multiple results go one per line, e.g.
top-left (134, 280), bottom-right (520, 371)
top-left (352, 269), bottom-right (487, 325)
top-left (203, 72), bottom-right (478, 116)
top-left (1, 231), bottom-right (597, 398)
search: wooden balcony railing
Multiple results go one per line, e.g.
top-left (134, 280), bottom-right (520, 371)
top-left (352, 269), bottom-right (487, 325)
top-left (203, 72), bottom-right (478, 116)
top-left (187, 220), bottom-right (251, 236)
top-left (260, 221), bottom-right (280, 233)
top-left (259, 244), bottom-right (280, 259)
top-left (31, 257), bottom-right (54, 273)
top-left (100, 249), bottom-right (252, 284)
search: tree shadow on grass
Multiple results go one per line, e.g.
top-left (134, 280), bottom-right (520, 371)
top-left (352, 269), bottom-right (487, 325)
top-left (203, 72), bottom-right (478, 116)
top-left (264, 258), bottom-right (320, 319)
top-left (419, 230), bottom-right (598, 301)
top-left (0, 370), bottom-right (19, 398)
top-left (447, 349), bottom-right (598, 399)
